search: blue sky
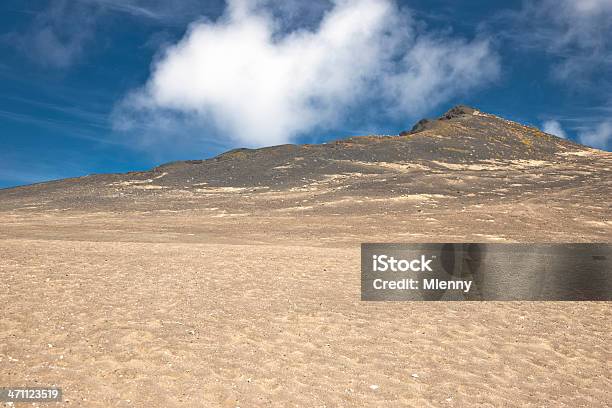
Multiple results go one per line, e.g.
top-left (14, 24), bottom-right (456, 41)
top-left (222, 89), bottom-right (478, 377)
top-left (1, 0), bottom-right (611, 188)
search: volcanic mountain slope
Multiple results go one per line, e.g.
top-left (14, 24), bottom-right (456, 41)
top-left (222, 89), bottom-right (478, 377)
top-left (1, 105), bottom-right (610, 240)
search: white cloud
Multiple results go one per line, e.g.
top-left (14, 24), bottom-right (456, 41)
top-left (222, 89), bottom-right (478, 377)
top-left (5, 1), bottom-right (219, 68)
top-left (81, 0), bottom-right (226, 24)
top-left (385, 36), bottom-right (499, 117)
top-left (6, 1), bottom-right (98, 68)
top-left (578, 121), bottom-right (612, 150)
top-left (506, 0), bottom-right (612, 81)
top-left (542, 120), bottom-right (567, 139)
top-left (116, 0), bottom-right (499, 147)
top-left (501, 0), bottom-right (612, 151)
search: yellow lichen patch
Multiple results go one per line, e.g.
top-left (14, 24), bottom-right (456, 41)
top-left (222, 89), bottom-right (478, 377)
top-left (350, 135), bottom-right (385, 142)
top-left (334, 140), bottom-right (353, 146)
top-left (221, 150), bottom-right (249, 159)
top-left (517, 135), bottom-right (533, 148)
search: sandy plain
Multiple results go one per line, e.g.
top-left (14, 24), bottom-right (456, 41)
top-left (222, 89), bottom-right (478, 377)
top-left (1, 207), bottom-right (611, 407)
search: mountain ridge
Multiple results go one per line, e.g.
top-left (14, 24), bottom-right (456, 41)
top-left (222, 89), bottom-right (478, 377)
top-left (0, 104), bottom-right (600, 191)
top-left (0, 105), bottom-right (609, 217)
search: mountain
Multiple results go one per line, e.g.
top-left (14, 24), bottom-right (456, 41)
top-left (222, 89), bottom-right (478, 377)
top-left (1, 105), bottom-right (609, 219)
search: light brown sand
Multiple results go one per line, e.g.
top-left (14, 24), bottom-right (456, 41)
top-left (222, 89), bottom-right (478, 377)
top-left (1, 210), bottom-right (610, 407)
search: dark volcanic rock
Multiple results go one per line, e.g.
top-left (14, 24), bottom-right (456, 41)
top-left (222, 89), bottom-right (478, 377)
top-left (401, 105), bottom-right (480, 135)
top-left (441, 104), bottom-right (477, 120)
top-left (403, 118), bottom-right (432, 135)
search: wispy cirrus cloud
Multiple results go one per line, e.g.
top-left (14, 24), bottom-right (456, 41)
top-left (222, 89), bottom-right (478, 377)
top-left (114, 0), bottom-right (500, 148)
top-left (0, 148), bottom-right (88, 188)
top-left (77, 0), bottom-right (225, 24)
top-left (4, 0), bottom-right (99, 68)
top-left (498, 0), bottom-right (612, 150)
top-left (3, 0), bottom-right (220, 68)
top-left (501, 0), bottom-right (612, 82)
